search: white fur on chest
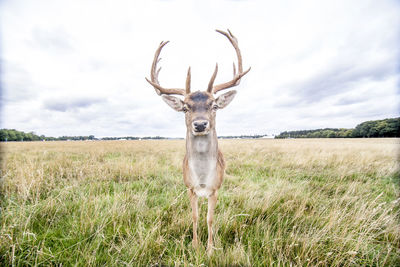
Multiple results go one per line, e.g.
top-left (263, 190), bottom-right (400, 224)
top-left (188, 138), bottom-right (217, 198)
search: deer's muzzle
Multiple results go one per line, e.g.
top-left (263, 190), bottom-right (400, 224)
top-left (192, 120), bottom-right (209, 134)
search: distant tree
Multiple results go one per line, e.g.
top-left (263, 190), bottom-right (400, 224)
top-left (0, 129), bottom-right (8, 141)
top-left (326, 130), bottom-right (336, 138)
top-left (352, 118), bottom-right (399, 138)
top-left (7, 130), bottom-right (17, 141)
top-left (24, 132), bottom-right (33, 141)
top-left (344, 129), bottom-right (353, 138)
top-left (275, 117), bottom-right (399, 139)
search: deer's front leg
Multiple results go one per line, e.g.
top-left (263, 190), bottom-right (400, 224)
top-left (207, 191), bottom-right (217, 254)
top-left (188, 189), bottom-right (199, 248)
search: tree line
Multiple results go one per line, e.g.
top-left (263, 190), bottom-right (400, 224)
top-left (0, 129), bottom-right (98, 141)
top-left (0, 129), bottom-right (172, 142)
top-left (276, 117), bottom-right (399, 139)
top-left (101, 136), bottom-right (168, 140)
top-left (0, 129), bottom-right (45, 141)
top-left (1, 117), bottom-right (398, 141)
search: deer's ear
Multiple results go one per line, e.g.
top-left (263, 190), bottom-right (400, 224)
top-left (162, 95), bottom-right (185, 112)
top-left (215, 90), bottom-right (237, 109)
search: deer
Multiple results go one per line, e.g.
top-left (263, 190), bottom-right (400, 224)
top-left (145, 29), bottom-right (250, 254)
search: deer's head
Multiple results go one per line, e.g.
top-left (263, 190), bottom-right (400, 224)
top-left (146, 30), bottom-right (250, 136)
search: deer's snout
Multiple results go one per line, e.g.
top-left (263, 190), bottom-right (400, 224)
top-left (193, 120), bottom-right (209, 132)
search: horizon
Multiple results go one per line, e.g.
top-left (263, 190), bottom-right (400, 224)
top-left (2, 116), bottom-right (398, 139)
top-left (1, 0), bottom-right (399, 138)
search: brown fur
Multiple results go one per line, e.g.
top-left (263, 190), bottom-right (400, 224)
top-left (179, 91), bottom-right (231, 254)
top-left (146, 29), bottom-right (250, 255)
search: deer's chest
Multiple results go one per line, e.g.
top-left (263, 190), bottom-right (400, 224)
top-left (189, 156), bottom-right (217, 197)
top-left (187, 137), bottom-right (218, 197)
top-left (188, 138), bottom-right (218, 197)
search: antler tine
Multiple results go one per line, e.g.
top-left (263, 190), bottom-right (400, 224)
top-left (151, 41), bottom-right (168, 87)
top-left (207, 63), bottom-right (218, 93)
top-left (186, 67), bottom-right (191, 94)
top-left (155, 66), bottom-right (161, 84)
top-left (213, 29), bottom-right (251, 94)
top-left (145, 41), bottom-right (186, 96)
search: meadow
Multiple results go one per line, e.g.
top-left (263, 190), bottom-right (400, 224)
top-left (0, 138), bottom-right (399, 266)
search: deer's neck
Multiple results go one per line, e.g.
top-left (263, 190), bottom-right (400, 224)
top-left (186, 130), bottom-right (218, 158)
top-left (186, 130), bottom-right (218, 160)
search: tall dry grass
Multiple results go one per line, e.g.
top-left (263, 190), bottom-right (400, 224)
top-left (0, 138), bottom-right (399, 266)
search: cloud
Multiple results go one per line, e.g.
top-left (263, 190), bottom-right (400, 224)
top-left (289, 63), bottom-right (396, 104)
top-left (1, 0), bottom-right (399, 137)
top-left (30, 27), bottom-right (74, 53)
top-left (43, 97), bottom-right (106, 112)
top-left (335, 95), bottom-right (369, 106)
top-left (1, 61), bottom-right (37, 103)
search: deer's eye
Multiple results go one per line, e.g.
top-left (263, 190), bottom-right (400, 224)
top-left (182, 105), bottom-right (189, 112)
top-left (212, 104), bottom-right (218, 111)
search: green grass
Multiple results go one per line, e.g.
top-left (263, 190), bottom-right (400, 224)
top-left (0, 139), bottom-right (399, 266)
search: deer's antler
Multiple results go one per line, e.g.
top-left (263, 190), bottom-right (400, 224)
top-left (207, 29), bottom-right (251, 94)
top-left (145, 41), bottom-right (191, 96)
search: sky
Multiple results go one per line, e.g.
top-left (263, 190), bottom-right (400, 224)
top-left (1, 0), bottom-right (399, 138)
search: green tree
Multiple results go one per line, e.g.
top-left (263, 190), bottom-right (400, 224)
top-left (7, 130), bottom-right (17, 141)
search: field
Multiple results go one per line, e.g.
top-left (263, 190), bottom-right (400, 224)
top-left (0, 138), bottom-right (399, 266)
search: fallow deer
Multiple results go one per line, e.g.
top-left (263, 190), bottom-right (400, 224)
top-left (146, 29), bottom-right (250, 254)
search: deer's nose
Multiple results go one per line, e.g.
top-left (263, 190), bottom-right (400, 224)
top-left (193, 120), bottom-right (209, 132)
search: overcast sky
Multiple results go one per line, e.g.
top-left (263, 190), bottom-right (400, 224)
top-left (1, 0), bottom-right (399, 137)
